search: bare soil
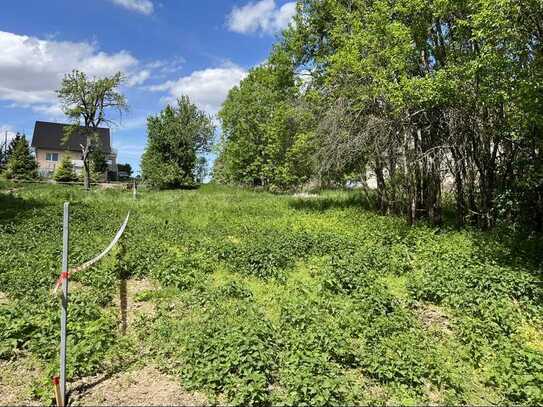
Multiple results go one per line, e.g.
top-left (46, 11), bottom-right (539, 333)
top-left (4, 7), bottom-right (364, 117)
top-left (114, 278), bottom-right (157, 330)
top-left (69, 366), bottom-right (207, 406)
top-left (0, 291), bottom-right (9, 305)
top-left (418, 304), bottom-right (452, 335)
top-left (0, 357), bottom-right (43, 405)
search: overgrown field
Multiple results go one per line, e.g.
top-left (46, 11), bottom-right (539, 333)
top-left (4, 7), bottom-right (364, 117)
top-left (1, 182), bottom-right (542, 405)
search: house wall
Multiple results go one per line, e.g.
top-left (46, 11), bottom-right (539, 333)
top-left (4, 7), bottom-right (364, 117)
top-left (108, 152), bottom-right (118, 173)
top-left (35, 149), bottom-right (82, 177)
top-left (36, 149), bottom-right (117, 179)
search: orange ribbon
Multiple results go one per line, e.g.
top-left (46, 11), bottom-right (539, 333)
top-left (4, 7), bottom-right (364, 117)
top-left (54, 272), bottom-right (70, 292)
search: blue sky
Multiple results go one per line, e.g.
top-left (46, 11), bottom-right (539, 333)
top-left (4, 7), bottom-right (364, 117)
top-left (0, 0), bottom-right (296, 174)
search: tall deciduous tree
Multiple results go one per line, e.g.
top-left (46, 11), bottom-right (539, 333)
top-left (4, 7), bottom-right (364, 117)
top-left (216, 0), bottom-right (543, 231)
top-left (216, 51), bottom-right (315, 190)
top-left (57, 70), bottom-right (128, 190)
top-left (141, 96), bottom-right (214, 189)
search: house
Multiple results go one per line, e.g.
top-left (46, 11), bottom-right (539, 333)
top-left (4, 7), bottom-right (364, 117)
top-left (31, 121), bottom-right (118, 180)
top-left (117, 163), bottom-right (132, 180)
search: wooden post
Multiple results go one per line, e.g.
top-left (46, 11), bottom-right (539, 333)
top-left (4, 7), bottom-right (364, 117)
top-left (60, 202), bottom-right (69, 406)
top-left (52, 376), bottom-right (62, 407)
top-left (117, 229), bottom-right (128, 335)
top-left (133, 179), bottom-right (137, 200)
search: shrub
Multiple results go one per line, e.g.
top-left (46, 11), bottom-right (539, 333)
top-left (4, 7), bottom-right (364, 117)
top-left (53, 154), bottom-right (78, 182)
top-left (151, 251), bottom-right (214, 290)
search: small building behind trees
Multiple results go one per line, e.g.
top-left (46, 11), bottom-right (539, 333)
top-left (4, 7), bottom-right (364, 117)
top-left (117, 163), bottom-right (133, 180)
top-left (31, 121), bottom-right (118, 181)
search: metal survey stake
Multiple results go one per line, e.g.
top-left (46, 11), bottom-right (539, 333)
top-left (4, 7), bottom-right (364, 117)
top-left (60, 202), bottom-right (69, 406)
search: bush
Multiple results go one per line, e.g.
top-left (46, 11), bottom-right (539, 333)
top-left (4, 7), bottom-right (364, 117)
top-left (489, 343), bottom-right (543, 405)
top-left (151, 250), bottom-right (214, 290)
top-left (53, 154), bottom-right (78, 182)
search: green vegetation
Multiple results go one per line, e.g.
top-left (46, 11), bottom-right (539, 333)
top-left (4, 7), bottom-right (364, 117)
top-left (216, 0), bottom-right (543, 232)
top-left (1, 182), bottom-right (541, 405)
top-left (141, 96), bottom-right (214, 189)
top-left (216, 50), bottom-right (314, 190)
top-left (53, 155), bottom-right (77, 182)
top-left (57, 69), bottom-right (128, 190)
top-left (89, 148), bottom-right (108, 175)
top-left (3, 134), bottom-right (38, 180)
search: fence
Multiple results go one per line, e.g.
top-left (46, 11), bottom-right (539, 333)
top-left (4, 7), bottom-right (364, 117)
top-left (5, 178), bottom-right (135, 188)
top-left (52, 202), bottom-right (131, 406)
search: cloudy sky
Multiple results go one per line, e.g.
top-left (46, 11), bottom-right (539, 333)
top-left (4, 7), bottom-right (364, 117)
top-left (0, 0), bottom-right (296, 173)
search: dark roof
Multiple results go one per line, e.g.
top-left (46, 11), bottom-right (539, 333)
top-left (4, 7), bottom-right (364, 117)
top-left (31, 121), bottom-right (111, 153)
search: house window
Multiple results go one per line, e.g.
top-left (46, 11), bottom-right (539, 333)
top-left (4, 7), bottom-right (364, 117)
top-left (46, 152), bottom-right (59, 161)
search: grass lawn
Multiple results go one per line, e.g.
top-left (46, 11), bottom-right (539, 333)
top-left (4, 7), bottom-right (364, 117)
top-left (1, 181), bottom-right (542, 405)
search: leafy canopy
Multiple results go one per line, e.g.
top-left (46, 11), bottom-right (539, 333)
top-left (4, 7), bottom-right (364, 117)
top-left (141, 96), bottom-right (214, 189)
top-left (216, 50), bottom-right (315, 190)
top-left (56, 70), bottom-right (128, 189)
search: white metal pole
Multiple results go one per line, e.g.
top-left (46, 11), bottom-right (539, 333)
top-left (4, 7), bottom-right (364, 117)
top-left (133, 179), bottom-right (137, 199)
top-left (60, 202), bottom-right (69, 406)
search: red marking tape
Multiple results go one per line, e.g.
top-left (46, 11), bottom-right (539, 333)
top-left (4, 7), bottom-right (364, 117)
top-left (52, 376), bottom-right (60, 385)
top-left (54, 272), bottom-right (70, 292)
top-left (51, 211), bottom-right (130, 296)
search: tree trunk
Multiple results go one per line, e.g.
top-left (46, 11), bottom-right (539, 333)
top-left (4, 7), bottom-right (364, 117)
top-left (427, 150), bottom-right (442, 226)
top-left (452, 149), bottom-right (466, 227)
top-left (374, 161), bottom-right (387, 214)
top-left (404, 130), bottom-right (416, 225)
top-left (82, 147), bottom-right (90, 191)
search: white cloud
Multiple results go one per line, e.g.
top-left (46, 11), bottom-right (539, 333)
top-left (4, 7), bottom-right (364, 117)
top-left (113, 142), bottom-right (145, 157)
top-left (126, 69), bottom-right (151, 86)
top-left (110, 0), bottom-right (154, 15)
top-left (0, 30), bottom-right (150, 114)
top-left (145, 57), bottom-right (186, 78)
top-left (227, 0), bottom-right (296, 35)
top-left (149, 63), bottom-right (248, 114)
top-left (0, 125), bottom-right (17, 144)
top-left (31, 103), bottom-right (64, 118)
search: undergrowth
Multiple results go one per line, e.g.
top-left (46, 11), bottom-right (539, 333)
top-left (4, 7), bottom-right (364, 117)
top-left (1, 182), bottom-right (542, 405)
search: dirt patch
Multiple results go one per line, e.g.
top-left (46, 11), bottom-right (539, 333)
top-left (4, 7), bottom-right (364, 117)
top-left (96, 183), bottom-right (128, 190)
top-left (113, 278), bottom-right (157, 331)
top-left (0, 291), bottom-right (9, 305)
top-left (418, 304), bottom-right (452, 335)
top-left (70, 366), bottom-right (207, 406)
top-left (292, 192), bottom-right (319, 199)
top-left (0, 357), bottom-right (43, 405)
top-left (423, 380), bottom-right (445, 405)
